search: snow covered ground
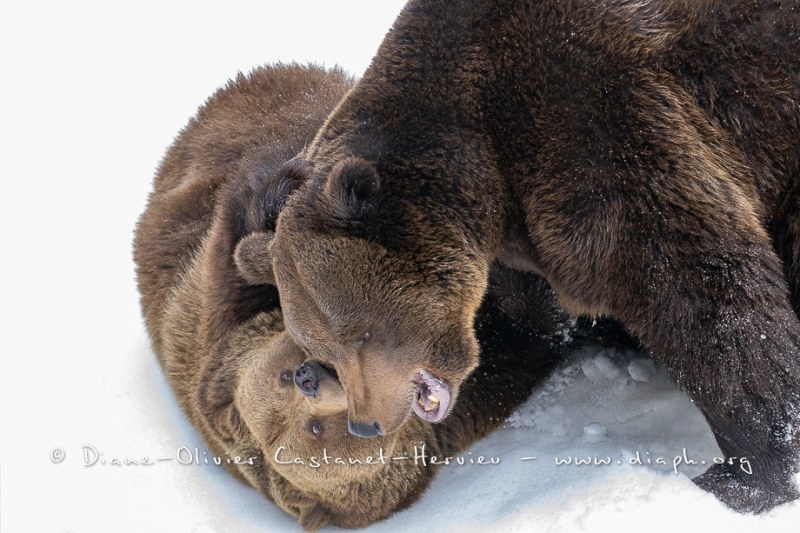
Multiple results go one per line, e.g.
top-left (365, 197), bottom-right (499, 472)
top-left (1, 1), bottom-right (797, 532)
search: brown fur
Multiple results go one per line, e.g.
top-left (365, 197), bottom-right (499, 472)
top-left (266, 0), bottom-right (800, 514)
top-left (134, 64), bottom-right (584, 529)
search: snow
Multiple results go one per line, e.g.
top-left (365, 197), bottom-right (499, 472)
top-left (582, 422), bottom-right (608, 444)
top-left (0, 1), bottom-right (798, 532)
top-left (628, 358), bottom-right (657, 383)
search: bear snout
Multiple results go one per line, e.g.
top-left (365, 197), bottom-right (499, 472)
top-left (295, 360), bottom-right (348, 416)
top-left (294, 361), bottom-right (321, 397)
top-left (347, 419), bottom-right (383, 438)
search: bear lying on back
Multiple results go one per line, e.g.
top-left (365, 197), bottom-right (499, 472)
top-left (264, 0), bottom-right (800, 514)
top-left (134, 64), bottom-right (600, 529)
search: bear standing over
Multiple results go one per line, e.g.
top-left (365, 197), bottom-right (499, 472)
top-left (264, 0), bottom-right (800, 514)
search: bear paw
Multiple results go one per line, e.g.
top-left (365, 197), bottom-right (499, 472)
top-left (693, 463), bottom-right (799, 514)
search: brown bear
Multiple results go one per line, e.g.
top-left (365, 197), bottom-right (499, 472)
top-left (264, 0), bottom-right (800, 515)
top-left (133, 63), bottom-right (592, 530)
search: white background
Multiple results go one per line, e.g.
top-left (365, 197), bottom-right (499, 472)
top-left (1, 1), bottom-right (797, 532)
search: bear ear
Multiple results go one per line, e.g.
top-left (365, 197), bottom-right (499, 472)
top-left (298, 501), bottom-right (332, 532)
top-left (270, 474), bottom-right (333, 531)
top-left (264, 159), bottom-right (309, 219)
top-left (233, 231), bottom-right (275, 285)
top-left (242, 158), bottom-right (310, 234)
top-left (322, 157), bottom-right (381, 221)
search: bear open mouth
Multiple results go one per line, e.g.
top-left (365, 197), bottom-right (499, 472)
top-left (412, 370), bottom-right (450, 423)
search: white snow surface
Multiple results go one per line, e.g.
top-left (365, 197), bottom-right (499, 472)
top-left (1, 1), bottom-right (798, 532)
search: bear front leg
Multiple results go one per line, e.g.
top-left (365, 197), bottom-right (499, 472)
top-left (522, 74), bottom-right (800, 512)
top-left (607, 206), bottom-right (800, 513)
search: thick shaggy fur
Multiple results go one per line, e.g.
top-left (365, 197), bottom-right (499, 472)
top-left (266, 1), bottom-right (800, 513)
top-left (134, 64), bottom-right (584, 529)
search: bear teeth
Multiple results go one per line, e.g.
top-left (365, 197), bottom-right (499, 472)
top-left (418, 390), bottom-right (440, 412)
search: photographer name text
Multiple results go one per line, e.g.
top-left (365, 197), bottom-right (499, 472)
top-left (49, 444), bottom-right (752, 475)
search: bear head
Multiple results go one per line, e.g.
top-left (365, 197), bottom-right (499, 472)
top-left (233, 318), bottom-right (436, 530)
top-left (261, 156), bottom-right (492, 437)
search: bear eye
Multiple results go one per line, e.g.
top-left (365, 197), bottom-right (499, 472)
top-left (308, 420), bottom-right (324, 437)
top-left (357, 331), bottom-right (372, 345)
top-left (279, 370), bottom-right (292, 385)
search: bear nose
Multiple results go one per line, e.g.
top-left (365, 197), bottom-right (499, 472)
top-left (347, 419), bottom-right (383, 438)
top-left (294, 362), bottom-right (319, 397)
